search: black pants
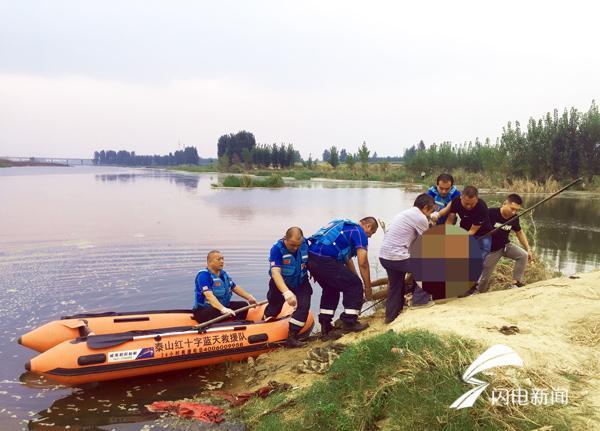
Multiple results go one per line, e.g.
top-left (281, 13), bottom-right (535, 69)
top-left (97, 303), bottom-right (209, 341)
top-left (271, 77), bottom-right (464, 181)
top-left (307, 253), bottom-right (363, 325)
top-left (192, 300), bottom-right (249, 323)
top-left (264, 278), bottom-right (312, 332)
top-left (379, 257), bottom-right (412, 323)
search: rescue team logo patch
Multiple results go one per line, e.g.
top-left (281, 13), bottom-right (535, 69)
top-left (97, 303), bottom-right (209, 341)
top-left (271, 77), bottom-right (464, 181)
top-left (283, 259), bottom-right (291, 265)
top-left (214, 281), bottom-right (222, 287)
top-left (108, 347), bottom-right (155, 363)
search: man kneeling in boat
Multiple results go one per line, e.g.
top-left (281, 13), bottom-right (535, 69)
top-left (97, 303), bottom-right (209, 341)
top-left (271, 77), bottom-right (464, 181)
top-left (193, 250), bottom-right (257, 323)
top-left (264, 227), bottom-right (312, 348)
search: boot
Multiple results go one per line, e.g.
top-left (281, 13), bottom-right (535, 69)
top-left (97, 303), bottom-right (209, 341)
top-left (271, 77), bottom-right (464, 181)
top-left (319, 320), bottom-right (343, 341)
top-left (286, 329), bottom-right (308, 348)
top-left (342, 320), bottom-right (369, 333)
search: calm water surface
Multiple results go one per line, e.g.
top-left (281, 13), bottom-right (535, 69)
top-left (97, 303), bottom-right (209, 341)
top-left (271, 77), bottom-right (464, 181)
top-left (0, 166), bottom-right (598, 430)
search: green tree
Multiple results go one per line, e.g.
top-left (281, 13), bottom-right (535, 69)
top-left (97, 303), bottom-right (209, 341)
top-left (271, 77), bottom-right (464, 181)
top-left (217, 131), bottom-right (256, 162)
top-left (218, 153), bottom-right (230, 171)
top-left (358, 141), bottom-right (370, 171)
top-left (340, 148), bottom-right (348, 162)
top-left (329, 146), bottom-right (340, 168)
top-left (241, 148), bottom-right (252, 169)
top-left (345, 154), bottom-right (355, 169)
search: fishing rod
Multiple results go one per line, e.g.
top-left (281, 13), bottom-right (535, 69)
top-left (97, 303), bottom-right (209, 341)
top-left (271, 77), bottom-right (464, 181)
top-left (360, 297), bottom-right (386, 315)
top-left (481, 177), bottom-right (583, 238)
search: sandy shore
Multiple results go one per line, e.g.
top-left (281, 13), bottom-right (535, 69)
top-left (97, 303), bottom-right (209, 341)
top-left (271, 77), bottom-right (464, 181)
top-left (232, 270), bottom-right (600, 427)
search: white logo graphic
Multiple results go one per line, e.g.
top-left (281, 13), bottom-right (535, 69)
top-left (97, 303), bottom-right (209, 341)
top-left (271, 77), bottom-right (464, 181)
top-left (450, 344), bottom-right (523, 410)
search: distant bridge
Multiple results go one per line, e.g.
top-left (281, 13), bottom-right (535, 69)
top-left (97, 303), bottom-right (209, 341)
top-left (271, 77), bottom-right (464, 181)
top-left (0, 156), bottom-right (94, 166)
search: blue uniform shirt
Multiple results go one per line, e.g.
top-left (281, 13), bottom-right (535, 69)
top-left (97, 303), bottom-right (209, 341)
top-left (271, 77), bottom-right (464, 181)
top-left (308, 222), bottom-right (368, 260)
top-left (269, 238), bottom-right (309, 288)
top-left (194, 269), bottom-right (236, 309)
top-left (427, 185), bottom-right (461, 224)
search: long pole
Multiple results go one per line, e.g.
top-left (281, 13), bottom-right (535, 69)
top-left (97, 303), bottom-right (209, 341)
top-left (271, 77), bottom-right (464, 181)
top-left (482, 177), bottom-right (583, 238)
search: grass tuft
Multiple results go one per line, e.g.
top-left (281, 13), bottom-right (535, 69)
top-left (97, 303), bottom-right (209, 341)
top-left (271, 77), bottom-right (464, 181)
top-left (231, 330), bottom-right (579, 430)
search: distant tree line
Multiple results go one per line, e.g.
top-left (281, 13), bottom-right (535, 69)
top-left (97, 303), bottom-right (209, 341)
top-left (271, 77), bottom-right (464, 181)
top-left (321, 141), bottom-right (403, 170)
top-left (403, 101), bottom-right (600, 182)
top-left (217, 130), bottom-right (302, 169)
top-left (93, 147), bottom-right (212, 166)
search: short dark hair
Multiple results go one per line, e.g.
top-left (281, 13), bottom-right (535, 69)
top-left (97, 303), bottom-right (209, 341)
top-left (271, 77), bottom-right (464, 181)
top-left (207, 250), bottom-right (221, 262)
top-left (462, 186), bottom-right (478, 198)
top-left (506, 193), bottom-right (523, 205)
top-left (413, 193), bottom-right (435, 209)
top-left (360, 216), bottom-right (379, 230)
top-left (285, 226), bottom-right (304, 239)
top-left (436, 173), bottom-right (454, 185)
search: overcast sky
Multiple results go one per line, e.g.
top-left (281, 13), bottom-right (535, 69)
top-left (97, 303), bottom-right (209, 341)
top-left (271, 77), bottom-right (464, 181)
top-left (1, 0), bottom-right (598, 159)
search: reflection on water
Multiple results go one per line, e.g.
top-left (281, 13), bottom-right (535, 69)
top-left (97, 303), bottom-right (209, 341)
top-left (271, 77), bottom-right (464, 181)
top-left (525, 195), bottom-right (600, 273)
top-left (21, 366), bottom-right (240, 430)
top-left (0, 166), bottom-right (598, 430)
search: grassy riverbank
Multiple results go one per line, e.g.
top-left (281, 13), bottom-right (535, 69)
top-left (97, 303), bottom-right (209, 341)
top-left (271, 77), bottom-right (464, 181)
top-left (0, 159), bottom-right (67, 168)
top-left (172, 164), bottom-right (598, 193)
top-left (169, 164), bottom-right (217, 173)
top-left (229, 271), bottom-right (599, 430)
top-left (232, 330), bottom-right (576, 430)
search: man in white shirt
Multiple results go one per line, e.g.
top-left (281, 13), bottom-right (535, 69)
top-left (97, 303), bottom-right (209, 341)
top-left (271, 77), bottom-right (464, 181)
top-left (379, 194), bottom-right (436, 323)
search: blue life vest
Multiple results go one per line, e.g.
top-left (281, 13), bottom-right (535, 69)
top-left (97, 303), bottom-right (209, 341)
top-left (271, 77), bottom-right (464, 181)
top-left (309, 219), bottom-right (357, 262)
top-left (427, 185), bottom-right (460, 224)
top-left (195, 269), bottom-right (234, 308)
top-left (269, 239), bottom-right (308, 288)
top-left (428, 184), bottom-right (458, 209)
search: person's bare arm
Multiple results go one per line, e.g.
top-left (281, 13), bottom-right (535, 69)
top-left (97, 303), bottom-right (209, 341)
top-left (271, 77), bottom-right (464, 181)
top-left (446, 212), bottom-right (457, 225)
top-left (515, 230), bottom-right (534, 262)
top-left (432, 201), bottom-right (453, 222)
top-left (467, 224), bottom-right (481, 236)
top-left (232, 285), bottom-right (257, 304)
top-left (203, 291), bottom-right (231, 313)
top-left (356, 248), bottom-right (372, 300)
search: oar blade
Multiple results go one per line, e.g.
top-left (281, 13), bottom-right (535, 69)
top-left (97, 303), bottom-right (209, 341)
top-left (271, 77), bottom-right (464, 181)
top-left (86, 333), bottom-right (135, 350)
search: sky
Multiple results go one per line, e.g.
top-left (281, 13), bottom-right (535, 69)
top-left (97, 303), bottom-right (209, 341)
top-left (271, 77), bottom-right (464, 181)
top-left (0, 0), bottom-right (599, 159)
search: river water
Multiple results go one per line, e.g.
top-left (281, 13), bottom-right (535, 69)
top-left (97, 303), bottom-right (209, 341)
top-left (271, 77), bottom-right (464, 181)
top-left (0, 166), bottom-right (598, 430)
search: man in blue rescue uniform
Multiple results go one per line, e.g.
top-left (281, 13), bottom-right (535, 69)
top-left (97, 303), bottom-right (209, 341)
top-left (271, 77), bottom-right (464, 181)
top-left (427, 173), bottom-right (460, 225)
top-left (307, 217), bottom-right (378, 337)
top-left (193, 250), bottom-right (257, 323)
top-left (264, 227), bottom-right (312, 348)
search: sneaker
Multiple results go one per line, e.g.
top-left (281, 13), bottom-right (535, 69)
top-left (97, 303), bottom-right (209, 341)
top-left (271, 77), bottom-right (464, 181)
top-left (409, 300), bottom-right (435, 309)
top-left (341, 321), bottom-right (369, 333)
top-left (458, 286), bottom-right (480, 298)
top-left (508, 281), bottom-right (525, 289)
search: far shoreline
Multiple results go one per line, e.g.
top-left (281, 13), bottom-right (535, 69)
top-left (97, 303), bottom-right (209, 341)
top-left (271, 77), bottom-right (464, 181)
top-left (168, 166), bottom-right (600, 196)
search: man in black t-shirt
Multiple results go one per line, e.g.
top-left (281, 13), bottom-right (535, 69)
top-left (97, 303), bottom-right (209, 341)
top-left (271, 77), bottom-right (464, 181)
top-left (478, 194), bottom-right (534, 292)
top-left (430, 185), bottom-right (492, 296)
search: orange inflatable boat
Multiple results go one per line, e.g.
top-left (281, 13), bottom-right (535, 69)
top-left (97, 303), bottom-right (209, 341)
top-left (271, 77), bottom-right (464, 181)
top-left (23, 304), bottom-right (314, 385)
top-left (19, 309), bottom-right (201, 352)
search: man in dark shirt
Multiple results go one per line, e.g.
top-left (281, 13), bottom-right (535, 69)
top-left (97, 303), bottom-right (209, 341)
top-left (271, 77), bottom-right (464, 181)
top-left (430, 185), bottom-right (492, 296)
top-left (478, 194), bottom-right (534, 292)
